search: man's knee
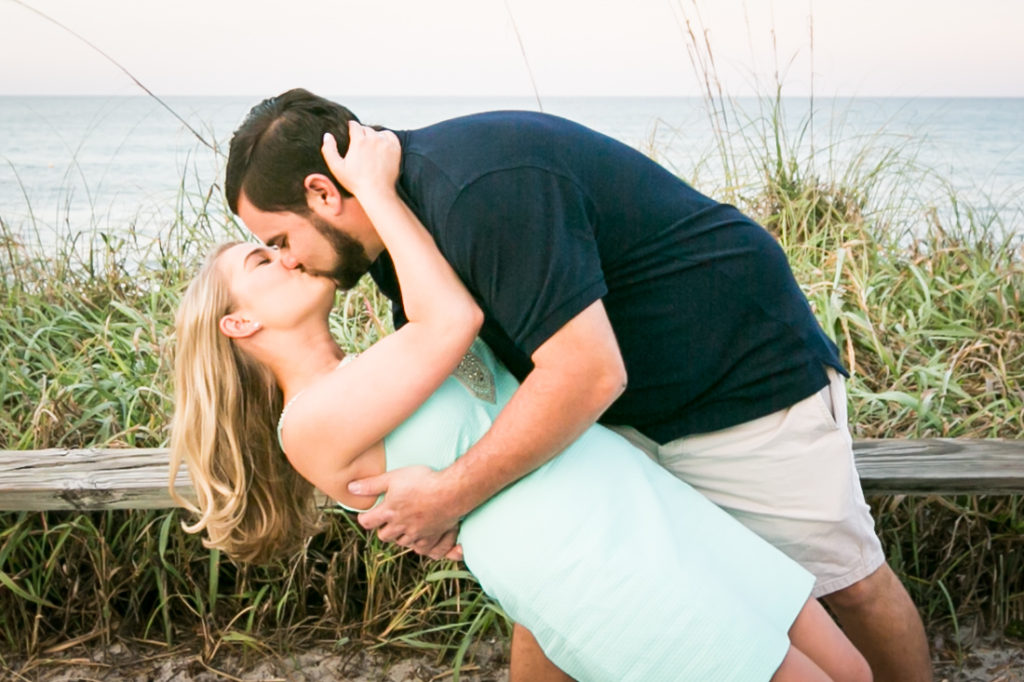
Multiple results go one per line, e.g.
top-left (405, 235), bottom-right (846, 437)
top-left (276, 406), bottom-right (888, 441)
top-left (824, 562), bottom-right (904, 612)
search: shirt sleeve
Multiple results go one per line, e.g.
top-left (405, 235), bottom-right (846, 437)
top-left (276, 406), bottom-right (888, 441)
top-left (439, 167), bottom-right (608, 356)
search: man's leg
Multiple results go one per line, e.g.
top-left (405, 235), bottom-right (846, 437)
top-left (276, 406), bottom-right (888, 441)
top-left (824, 562), bottom-right (932, 682)
top-left (620, 369), bottom-right (932, 682)
top-left (509, 624), bottom-right (573, 682)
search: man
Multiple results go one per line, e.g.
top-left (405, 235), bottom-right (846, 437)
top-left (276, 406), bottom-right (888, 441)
top-left (225, 88), bottom-right (931, 681)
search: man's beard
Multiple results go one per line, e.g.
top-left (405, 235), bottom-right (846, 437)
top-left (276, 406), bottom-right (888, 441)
top-left (308, 213), bottom-right (373, 289)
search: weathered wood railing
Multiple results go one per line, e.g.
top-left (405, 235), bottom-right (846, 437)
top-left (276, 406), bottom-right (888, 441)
top-left (1, 439), bottom-right (1023, 511)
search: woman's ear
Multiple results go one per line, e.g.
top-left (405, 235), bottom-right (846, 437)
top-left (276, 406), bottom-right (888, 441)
top-left (304, 173), bottom-right (344, 216)
top-left (219, 314), bottom-right (261, 339)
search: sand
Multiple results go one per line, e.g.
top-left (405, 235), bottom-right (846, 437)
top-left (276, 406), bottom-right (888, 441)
top-left (3, 640), bottom-right (510, 682)
top-left (5, 630), bottom-right (1022, 681)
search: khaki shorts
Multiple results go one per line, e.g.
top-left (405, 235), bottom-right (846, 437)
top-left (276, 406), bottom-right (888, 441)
top-left (611, 369), bottom-right (885, 598)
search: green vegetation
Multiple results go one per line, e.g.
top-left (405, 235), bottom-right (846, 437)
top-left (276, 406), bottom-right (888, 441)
top-left (0, 185), bottom-right (503, 670)
top-left (0, 94), bottom-right (1021, 676)
top-left (695, 94), bottom-right (1024, 655)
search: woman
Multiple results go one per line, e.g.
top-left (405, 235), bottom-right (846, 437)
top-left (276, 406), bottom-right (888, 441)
top-left (171, 123), bottom-right (870, 681)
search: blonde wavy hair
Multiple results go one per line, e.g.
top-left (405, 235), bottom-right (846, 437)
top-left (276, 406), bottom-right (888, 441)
top-left (170, 242), bottom-right (322, 563)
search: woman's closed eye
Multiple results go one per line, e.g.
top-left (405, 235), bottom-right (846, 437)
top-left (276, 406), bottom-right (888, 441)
top-left (243, 247), bottom-right (274, 270)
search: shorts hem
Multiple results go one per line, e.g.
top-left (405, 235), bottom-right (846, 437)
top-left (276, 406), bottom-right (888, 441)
top-left (810, 550), bottom-right (886, 599)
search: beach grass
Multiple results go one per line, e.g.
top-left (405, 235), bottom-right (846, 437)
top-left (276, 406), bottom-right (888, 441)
top-left (678, 50), bottom-right (1024, 657)
top-left (1, 95), bottom-right (1022, 675)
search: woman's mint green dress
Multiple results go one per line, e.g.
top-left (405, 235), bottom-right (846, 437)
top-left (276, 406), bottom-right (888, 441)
top-left (383, 340), bottom-right (814, 681)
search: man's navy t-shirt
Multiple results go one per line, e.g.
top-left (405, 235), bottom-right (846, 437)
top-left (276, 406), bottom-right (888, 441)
top-left (368, 111), bottom-right (845, 443)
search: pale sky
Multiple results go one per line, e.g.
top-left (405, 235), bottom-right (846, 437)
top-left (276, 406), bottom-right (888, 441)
top-left (1, 0), bottom-right (1022, 98)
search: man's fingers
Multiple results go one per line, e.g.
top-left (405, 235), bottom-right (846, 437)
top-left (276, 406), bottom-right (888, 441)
top-left (357, 503), bottom-right (389, 530)
top-left (374, 524), bottom-right (405, 544)
top-left (421, 529), bottom-right (460, 561)
top-left (349, 471), bottom-right (391, 497)
top-left (438, 528), bottom-right (459, 553)
top-left (444, 544), bottom-right (464, 562)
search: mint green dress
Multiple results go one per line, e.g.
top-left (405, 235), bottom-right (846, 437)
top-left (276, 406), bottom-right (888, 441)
top-left (382, 340), bottom-right (814, 680)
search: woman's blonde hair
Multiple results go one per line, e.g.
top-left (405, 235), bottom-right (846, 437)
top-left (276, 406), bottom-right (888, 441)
top-left (170, 242), bottom-right (322, 563)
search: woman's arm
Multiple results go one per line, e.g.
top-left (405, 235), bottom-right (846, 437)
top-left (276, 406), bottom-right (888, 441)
top-left (281, 124), bottom-right (482, 503)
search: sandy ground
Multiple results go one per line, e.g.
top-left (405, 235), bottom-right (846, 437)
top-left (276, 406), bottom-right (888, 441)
top-left (4, 630), bottom-right (1022, 681)
top-left (2, 642), bottom-right (509, 682)
top-left (2, 637), bottom-right (514, 682)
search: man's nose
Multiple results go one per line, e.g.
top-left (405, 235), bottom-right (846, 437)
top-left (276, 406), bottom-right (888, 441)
top-left (279, 251), bottom-right (300, 270)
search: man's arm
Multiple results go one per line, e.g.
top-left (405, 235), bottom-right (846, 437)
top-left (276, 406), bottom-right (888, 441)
top-left (350, 299), bottom-right (626, 558)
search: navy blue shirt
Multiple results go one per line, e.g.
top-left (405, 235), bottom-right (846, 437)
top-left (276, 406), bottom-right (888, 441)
top-left (369, 111), bottom-right (845, 442)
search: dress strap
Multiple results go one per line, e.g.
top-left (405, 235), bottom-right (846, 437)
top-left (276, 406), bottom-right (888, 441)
top-left (276, 354), bottom-right (356, 452)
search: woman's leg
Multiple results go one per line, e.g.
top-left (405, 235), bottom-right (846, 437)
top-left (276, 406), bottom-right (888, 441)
top-left (782, 598), bottom-right (873, 682)
top-left (771, 645), bottom-right (833, 682)
top-left (509, 624), bottom-right (574, 682)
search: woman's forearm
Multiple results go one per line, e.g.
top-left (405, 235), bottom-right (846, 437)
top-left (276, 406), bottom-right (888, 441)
top-left (358, 188), bottom-right (481, 334)
top-left (321, 127), bottom-right (481, 339)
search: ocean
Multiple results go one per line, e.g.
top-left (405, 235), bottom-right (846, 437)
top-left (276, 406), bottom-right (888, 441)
top-left (1, 95), bottom-right (1022, 240)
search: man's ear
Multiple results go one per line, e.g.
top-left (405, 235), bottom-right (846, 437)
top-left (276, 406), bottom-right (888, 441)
top-left (219, 313), bottom-right (261, 339)
top-left (304, 173), bottom-right (344, 216)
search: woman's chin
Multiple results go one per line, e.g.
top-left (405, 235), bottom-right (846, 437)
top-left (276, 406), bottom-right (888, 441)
top-left (314, 280), bottom-right (340, 310)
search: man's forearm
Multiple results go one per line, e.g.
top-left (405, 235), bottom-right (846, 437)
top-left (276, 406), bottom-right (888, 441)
top-left (351, 300), bottom-right (626, 556)
top-left (440, 355), bottom-right (626, 519)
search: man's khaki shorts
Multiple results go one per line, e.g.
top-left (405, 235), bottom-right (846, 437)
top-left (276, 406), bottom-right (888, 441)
top-left (612, 369), bottom-right (885, 598)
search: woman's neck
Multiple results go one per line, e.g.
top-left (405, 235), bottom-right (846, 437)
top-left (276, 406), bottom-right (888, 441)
top-left (262, 327), bottom-right (346, 401)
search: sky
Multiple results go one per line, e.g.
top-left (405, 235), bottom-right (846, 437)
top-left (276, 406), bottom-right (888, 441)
top-left (1, 0), bottom-right (1022, 98)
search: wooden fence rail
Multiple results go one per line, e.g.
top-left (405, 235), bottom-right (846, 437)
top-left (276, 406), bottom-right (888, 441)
top-left (1, 439), bottom-right (1023, 512)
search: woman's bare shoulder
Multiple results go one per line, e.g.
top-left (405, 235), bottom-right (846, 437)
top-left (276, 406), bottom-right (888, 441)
top-left (279, 369), bottom-right (386, 506)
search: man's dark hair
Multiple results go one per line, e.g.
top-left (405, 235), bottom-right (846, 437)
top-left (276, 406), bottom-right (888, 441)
top-left (225, 88), bottom-right (360, 215)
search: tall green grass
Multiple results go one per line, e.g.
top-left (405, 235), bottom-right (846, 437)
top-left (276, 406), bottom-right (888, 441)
top-left (0, 182), bottom-right (504, 672)
top-left (675, 11), bottom-right (1024, 655)
top-left (1, 93), bottom-right (1022, 674)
